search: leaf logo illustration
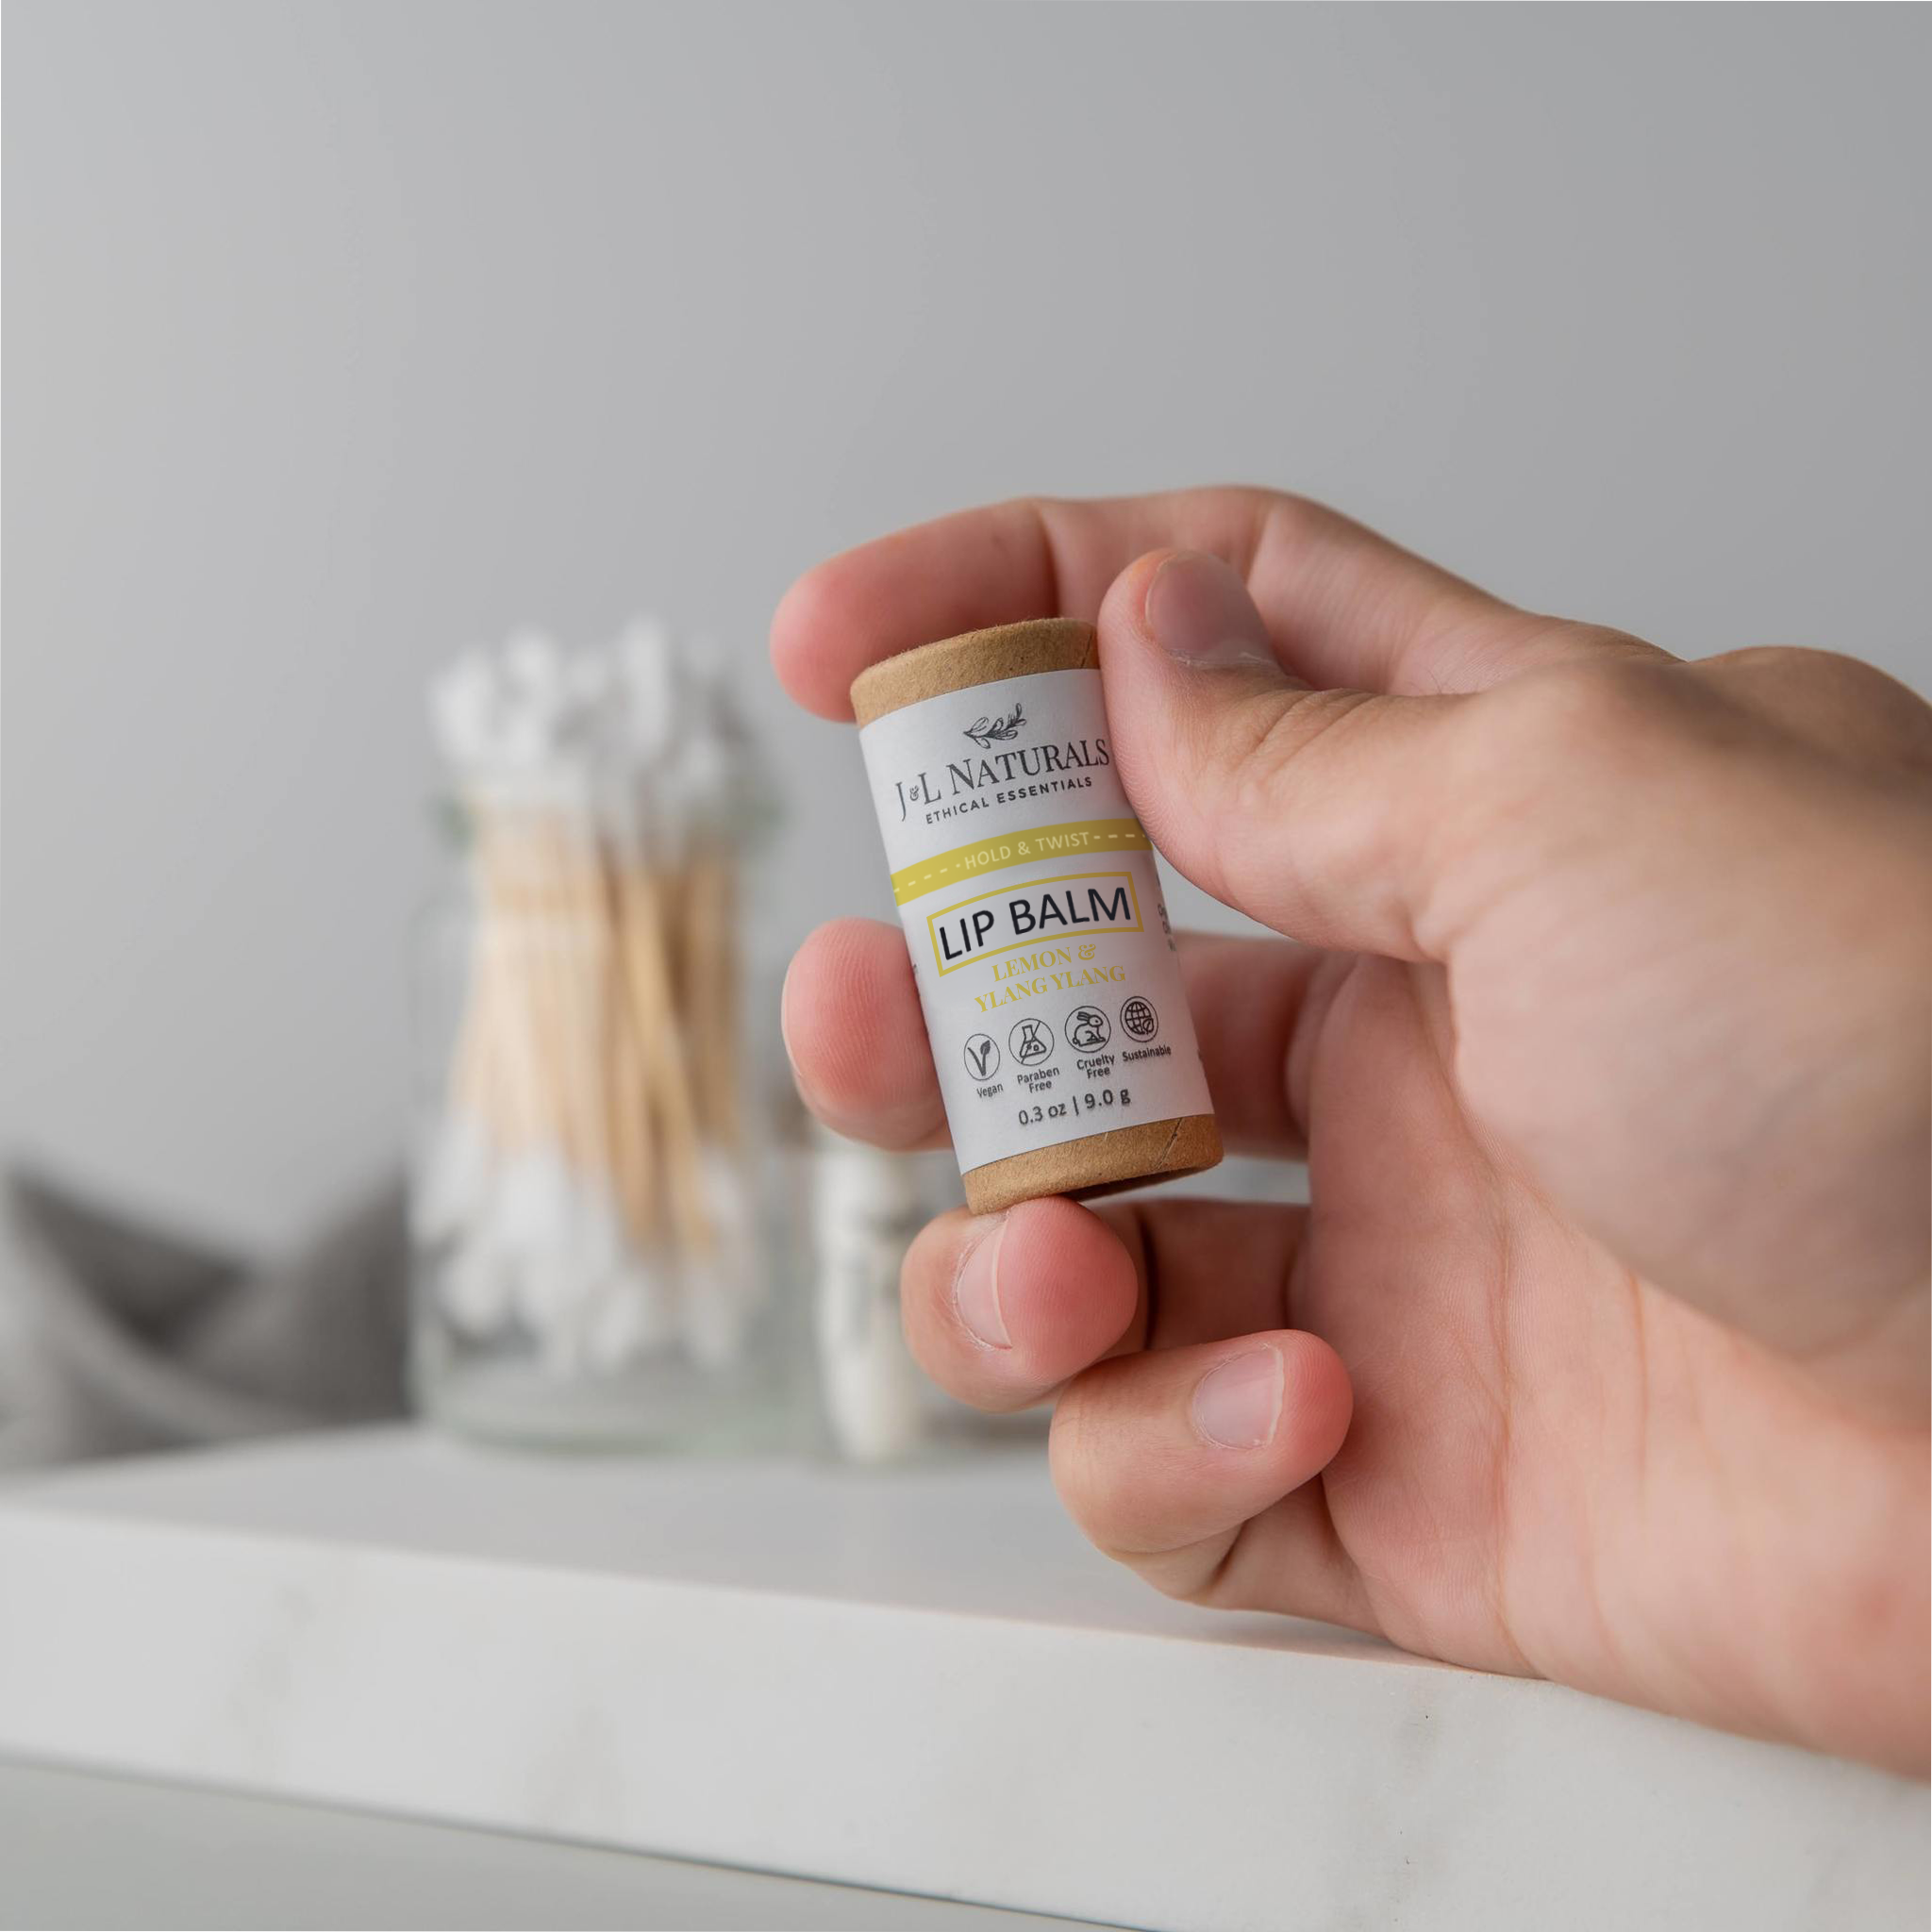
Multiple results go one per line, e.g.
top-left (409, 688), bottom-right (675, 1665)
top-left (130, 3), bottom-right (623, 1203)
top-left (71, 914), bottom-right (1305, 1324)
top-left (963, 701), bottom-right (1025, 749)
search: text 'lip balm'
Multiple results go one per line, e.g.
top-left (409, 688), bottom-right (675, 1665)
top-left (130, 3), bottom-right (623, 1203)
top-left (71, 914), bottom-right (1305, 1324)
top-left (852, 618), bottom-right (1222, 1215)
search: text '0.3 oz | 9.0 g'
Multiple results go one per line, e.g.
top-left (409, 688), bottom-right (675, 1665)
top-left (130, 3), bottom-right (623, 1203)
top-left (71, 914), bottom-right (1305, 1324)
top-left (853, 619), bottom-right (1221, 1215)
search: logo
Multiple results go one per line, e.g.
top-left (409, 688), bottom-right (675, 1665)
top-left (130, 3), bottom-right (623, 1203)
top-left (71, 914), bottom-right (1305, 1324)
top-left (1119, 996), bottom-right (1158, 1042)
top-left (887, 710), bottom-right (1109, 822)
top-left (963, 1033), bottom-right (1000, 1079)
top-left (884, 714), bottom-right (1105, 826)
top-left (962, 700), bottom-right (1024, 749)
top-left (1065, 1006), bottom-right (1111, 1052)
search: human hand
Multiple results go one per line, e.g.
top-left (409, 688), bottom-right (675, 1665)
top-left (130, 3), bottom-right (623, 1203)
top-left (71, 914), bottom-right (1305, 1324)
top-left (772, 489), bottom-right (1931, 1774)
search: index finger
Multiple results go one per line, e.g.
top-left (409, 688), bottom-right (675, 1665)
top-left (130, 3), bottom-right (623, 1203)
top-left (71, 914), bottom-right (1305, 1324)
top-left (769, 487), bottom-right (1503, 720)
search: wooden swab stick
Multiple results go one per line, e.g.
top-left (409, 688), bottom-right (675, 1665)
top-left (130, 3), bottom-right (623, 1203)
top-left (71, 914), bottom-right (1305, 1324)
top-left (684, 841), bottom-right (742, 1149)
top-left (613, 852), bottom-right (714, 1259)
top-left (603, 945), bottom-right (658, 1246)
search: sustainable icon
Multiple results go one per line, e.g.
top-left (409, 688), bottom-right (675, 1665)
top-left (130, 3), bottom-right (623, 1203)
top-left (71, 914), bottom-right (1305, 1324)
top-left (1120, 996), bottom-right (1158, 1042)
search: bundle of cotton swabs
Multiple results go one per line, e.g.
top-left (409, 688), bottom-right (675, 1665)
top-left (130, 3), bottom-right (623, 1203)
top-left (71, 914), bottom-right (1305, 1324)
top-left (417, 620), bottom-right (762, 1374)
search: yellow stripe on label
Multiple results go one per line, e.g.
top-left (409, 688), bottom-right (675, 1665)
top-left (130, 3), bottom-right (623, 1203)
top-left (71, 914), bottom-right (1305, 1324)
top-left (890, 817), bottom-right (1152, 905)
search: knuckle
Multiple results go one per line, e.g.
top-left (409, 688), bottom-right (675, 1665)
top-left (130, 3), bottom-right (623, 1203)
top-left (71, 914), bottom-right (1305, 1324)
top-left (1714, 642), bottom-right (1824, 676)
top-left (1249, 488), bottom-right (1331, 561)
top-left (1707, 641), bottom-right (1899, 709)
top-left (1423, 657), bottom-right (1698, 950)
top-left (1713, 642), bottom-right (1865, 682)
top-left (1137, 1552), bottom-right (1236, 1607)
top-left (1217, 687), bottom-right (1379, 833)
top-left (1048, 1374), bottom-right (1199, 1575)
top-left (1208, 689), bottom-right (1407, 922)
top-left (1226, 688), bottom-right (1381, 800)
top-left (1470, 656), bottom-right (1700, 802)
top-left (1046, 1376), bottom-right (1127, 1534)
top-left (1712, 645), bottom-right (1932, 757)
top-left (1495, 655), bottom-right (1674, 750)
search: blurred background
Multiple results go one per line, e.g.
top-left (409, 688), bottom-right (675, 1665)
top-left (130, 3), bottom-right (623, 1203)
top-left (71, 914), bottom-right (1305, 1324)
top-left (5, 3), bottom-right (1930, 1447)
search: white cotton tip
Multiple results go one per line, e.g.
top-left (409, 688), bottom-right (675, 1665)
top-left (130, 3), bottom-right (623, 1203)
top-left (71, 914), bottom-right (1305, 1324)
top-left (810, 1140), bottom-right (931, 1461)
top-left (491, 709), bottom-right (554, 775)
top-left (705, 1148), bottom-right (767, 1309)
top-left (488, 629), bottom-right (584, 783)
top-left (500, 628), bottom-right (565, 702)
top-left (486, 1158), bottom-right (649, 1363)
top-left (410, 1111), bottom-right (494, 1246)
top-left (428, 650), bottom-right (504, 772)
top-left (496, 692), bottom-right (569, 773)
top-left (569, 1180), bottom-right (629, 1283)
top-left (701, 1142), bottom-right (750, 1216)
top-left (821, 1337), bottom-right (927, 1465)
top-left (581, 1258), bottom-right (675, 1373)
top-left (437, 1233), bottom-right (517, 1339)
top-left (514, 1245), bottom-right (601, 1338)
top-left (562, 647), bottom-right (615, 731)
top-left (672, 719), bottom-right (736, 823)
top-left (614, 616), bottom-right (680, 768)
top-left (489, 1147), bottom-right (579, 1261)
top-left (679, 1150), bottom-right (765, 1367)
top-left (684, 659), bottom-right (774, 835)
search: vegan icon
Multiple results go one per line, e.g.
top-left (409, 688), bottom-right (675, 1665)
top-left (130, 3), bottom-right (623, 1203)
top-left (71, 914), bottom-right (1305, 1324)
top-left (963, 1033), bottom-right (1001, 1079)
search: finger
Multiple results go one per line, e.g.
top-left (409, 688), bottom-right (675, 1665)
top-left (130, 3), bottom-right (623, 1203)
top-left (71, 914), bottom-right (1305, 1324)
top-left (900, 1195), bottom-right (1306, 1413)
top-left (783, 918), bottom-right (1324, 1156)
top-left (900, 1198), bottom-right (1137, 1414)
top-left (772, 488), bottom-right (1525, 722)
top-left (780, 918), bottom-right (948, 1150)
top-left (1098, 549), bottom-right (1496, 959)
top-left (1050, 1330), bottom-right (1362, 1620)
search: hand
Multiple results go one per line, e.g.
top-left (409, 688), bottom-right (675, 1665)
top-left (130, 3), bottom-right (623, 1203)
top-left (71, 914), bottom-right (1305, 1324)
top-left (772, 489), bottom-right (1932, 1775)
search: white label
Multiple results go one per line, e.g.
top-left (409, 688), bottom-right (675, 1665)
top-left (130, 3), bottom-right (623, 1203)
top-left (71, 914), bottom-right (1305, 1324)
top-left (858, 668), bottom-right (1213, 1179)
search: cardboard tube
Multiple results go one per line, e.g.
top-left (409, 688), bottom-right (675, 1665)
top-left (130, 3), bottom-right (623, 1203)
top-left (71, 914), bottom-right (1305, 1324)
top-left (853, 620), bottom-right (1221, 1216)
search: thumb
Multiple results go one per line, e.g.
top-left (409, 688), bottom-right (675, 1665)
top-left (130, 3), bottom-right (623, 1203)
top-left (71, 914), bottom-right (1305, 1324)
top-left (1098, 547), bottom-right (1487, 959)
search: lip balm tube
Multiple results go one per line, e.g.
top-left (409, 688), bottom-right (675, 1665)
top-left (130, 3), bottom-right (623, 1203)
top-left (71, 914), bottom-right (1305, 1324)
top-left (853, 618), bottom-right (1222, 1215)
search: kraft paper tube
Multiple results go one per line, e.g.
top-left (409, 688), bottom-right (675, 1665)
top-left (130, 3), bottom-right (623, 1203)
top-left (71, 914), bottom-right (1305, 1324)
top-left (853, 619), bottom-right (1221, 1214)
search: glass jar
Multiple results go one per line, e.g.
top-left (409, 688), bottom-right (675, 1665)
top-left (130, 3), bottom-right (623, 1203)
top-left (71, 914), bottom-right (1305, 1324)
top-left (803, 1128), bottom-right (1047, 1464)
top-left (410, 632), bottom-right (793, 1451)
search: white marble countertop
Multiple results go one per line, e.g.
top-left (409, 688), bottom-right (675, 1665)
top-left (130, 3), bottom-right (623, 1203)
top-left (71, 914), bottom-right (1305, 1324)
top-left (0, 1758), bottom-right (1095, 1930)
top-left (0, 1428), bottom-right (1923, 1931)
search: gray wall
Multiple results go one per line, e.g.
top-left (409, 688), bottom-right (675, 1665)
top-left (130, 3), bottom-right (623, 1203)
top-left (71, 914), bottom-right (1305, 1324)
top-left (6, 1), bottom-right (1929, 1245)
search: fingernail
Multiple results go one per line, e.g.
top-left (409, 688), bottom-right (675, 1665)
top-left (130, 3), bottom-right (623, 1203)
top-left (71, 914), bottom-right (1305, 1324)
top-left (1191, 1346), bottom-right (1284, 1448)
top-left (778, 961), bottom-right (816, 1090)
top-left (1144, 551), bottom-right (1277, 668)
top-left (953, 1214), bottom-right (1011, 1349)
